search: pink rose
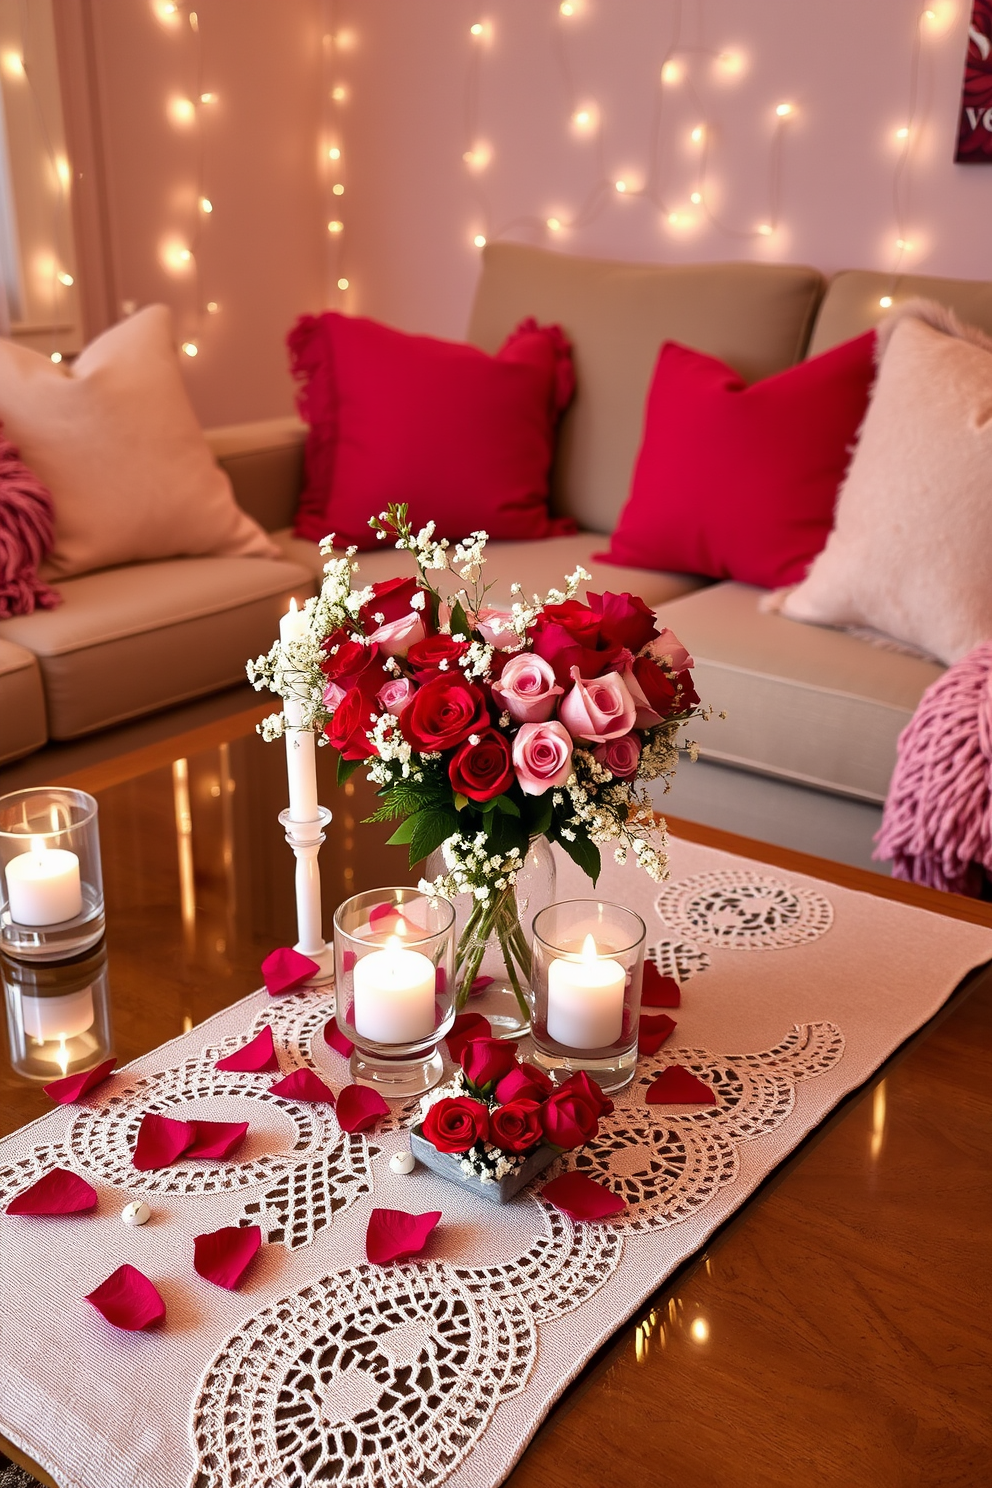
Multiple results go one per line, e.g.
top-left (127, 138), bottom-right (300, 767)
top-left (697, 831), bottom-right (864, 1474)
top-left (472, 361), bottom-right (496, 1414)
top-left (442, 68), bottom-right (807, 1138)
top-left (377, 676), bottom-right (417, 715)
top-left (559, 666), bottom-right (636, 743)
top-left (512, 721), bottom-right (573, 796)
top-left (322, 680), bottom-right (347, 712)
top-left (593, 732), bottom-right (641, 779)
top-left (647, 628), bottom-right (694, 672)
top-left (367, 611), bottom-right (425, 658)
top-left (491, 653), bottom-right (563, 723)
top-left (473, 608), bottom-right (518, 651)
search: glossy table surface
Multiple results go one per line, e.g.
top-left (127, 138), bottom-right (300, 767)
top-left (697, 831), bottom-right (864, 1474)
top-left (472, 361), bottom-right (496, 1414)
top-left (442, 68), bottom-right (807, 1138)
top-left (1, 703), bottom-right (990, 1488)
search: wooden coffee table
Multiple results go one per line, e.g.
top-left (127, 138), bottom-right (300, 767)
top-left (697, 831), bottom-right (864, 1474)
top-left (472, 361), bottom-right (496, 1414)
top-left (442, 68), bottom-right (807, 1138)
top-left (1, 703), bottom-right (989, 1488)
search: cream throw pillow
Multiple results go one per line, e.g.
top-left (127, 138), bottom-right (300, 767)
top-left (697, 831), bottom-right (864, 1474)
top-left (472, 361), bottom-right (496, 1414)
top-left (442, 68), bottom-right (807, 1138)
top-left (776, 301), bottom-right (992, 666)
top-left (0, 304), bottom-right (278, 579)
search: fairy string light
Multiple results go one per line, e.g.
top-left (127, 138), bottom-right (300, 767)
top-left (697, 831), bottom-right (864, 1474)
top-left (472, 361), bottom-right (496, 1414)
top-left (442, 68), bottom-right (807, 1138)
top-left (323, 0), bottom-right (350, 300)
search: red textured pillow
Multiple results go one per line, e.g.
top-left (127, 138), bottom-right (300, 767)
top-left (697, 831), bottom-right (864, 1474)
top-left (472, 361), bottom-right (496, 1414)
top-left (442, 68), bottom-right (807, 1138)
top-left (0, 431), bottom-right (60, 618)
top-left (289, 313), bottom-right (577, 550)
top-left (599, 331), bottom-right (877, 589)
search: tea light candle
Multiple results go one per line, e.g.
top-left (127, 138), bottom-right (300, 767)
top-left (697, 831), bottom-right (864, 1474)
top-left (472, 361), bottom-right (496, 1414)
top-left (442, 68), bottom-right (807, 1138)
top-left (353, 943), bottom-right (436, 1044)
top-left (5, 838), bottom-right (83, 926)
top-left (547, 934), bottom-right (625, 1049)
top-left (279, 598), bottom-right (320, 824)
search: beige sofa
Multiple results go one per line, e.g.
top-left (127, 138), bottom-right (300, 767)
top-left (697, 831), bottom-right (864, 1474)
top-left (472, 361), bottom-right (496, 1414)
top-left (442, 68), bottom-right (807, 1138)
top-left (2, 246), bottom-right (990, 868)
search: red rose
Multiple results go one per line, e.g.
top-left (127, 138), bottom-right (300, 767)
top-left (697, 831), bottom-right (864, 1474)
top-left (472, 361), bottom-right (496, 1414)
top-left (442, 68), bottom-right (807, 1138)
top-left (586, 591), bottom-right (659, 653)
top-left (321, 639), bottom-right (384, 699)
top-left (323, 686), bottom-right (375, 760)
top-left (556, 1069), bottom-right (614, 1119)
top-left (540, 1086), bottom-right (602, 1150)
top-left (407, 635), bottom-right (469, 678)
top-left (625, 655), bottom-right (679, 724)
top-left (528, 600), bottom-right (623, 684)
top-left (495, 1061), bottom-right (554, 1104)
top-left (460, 1036), bottom-right (519, 1093)
top-left (402, 675), bottom-right (490, 752)
top-left (358, 577), bottom-right (421, 630)
top-left (421, 1096), bottom-right (490, 1153)
top-left (489, 1099), bottom-right (543, 1154)
top-left (448, 729), bottom-right (514, 803)
top-left (674, 668), bottom-right (700, 710)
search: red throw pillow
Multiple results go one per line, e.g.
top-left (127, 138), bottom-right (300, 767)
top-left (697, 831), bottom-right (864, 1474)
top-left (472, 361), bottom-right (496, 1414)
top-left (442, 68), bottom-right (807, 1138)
top-left (0, 430), bottom-right (61, 618)
top-left (599, 331), bottom-right (877, 589)
top-left (288, 312), bottom-right (577, 550)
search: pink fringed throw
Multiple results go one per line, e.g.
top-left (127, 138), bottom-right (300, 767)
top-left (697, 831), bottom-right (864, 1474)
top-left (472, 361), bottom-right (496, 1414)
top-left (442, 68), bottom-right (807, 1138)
top-left (875, 643), bottom-right (992, 896)
top-left (0, 432), bottom-right (61, 618)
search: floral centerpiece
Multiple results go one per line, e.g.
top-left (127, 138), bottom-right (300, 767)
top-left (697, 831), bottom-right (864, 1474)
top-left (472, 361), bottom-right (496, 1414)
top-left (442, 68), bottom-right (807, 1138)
top-left (247, 503), bottom-right (703, 1025)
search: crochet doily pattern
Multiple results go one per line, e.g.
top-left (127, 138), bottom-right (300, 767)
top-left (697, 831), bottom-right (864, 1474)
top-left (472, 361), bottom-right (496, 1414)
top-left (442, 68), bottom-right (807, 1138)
top-left (655, 870), bottom-right (834, 951)
top-left (648, 939), bottom-right (711, 983)
top-left (236, 1140), bottom-right (379, 1251)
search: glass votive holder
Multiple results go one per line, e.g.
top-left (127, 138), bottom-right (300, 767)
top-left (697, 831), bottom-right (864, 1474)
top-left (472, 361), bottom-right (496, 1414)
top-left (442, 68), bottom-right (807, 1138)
top-left (3, 942), bottom-right (112, 1082)
top-left (333, 886), bottom-right (456, 1098)
top-left (0, 788), bottom-right (105, 962)
top-left (530, 899), bottom-right (647, 1093)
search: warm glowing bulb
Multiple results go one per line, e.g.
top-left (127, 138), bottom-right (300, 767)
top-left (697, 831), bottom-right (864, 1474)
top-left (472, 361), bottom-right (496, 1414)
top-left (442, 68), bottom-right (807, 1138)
top-left (691, 125), bottom-right (704, 142)
top-left (327, 219), bottom-right (344, 233)
top-left (179, 248), bottom-right (191, 262)
top-left (206, 301), bottom-right (219, 313)
top-left (337, 277), bottom-right (349, 290)
top-left (56, 157), bottom-right (71, 186)
top-left (169, 97), bottom-right (196, 126)
top-left (572, 105), bottom-right (596, 132)
top-left (717, 50), bottom-right (744, 74)
top-left (332, 182), bottom-right (344, 195)
top-left (668, 211), bottom-right (680, 224)
top-left (3, 52), bottom-right (24, 77)
top-left (199, 91), bottom-right (215, 104)
top-left (896, 126), bottom-right (909, 139)
top-left (660, 59), bottom-right (682, 84)
top-left (473, 234), bottom-right (487, 247)
top-left (546, 216), bottom-right (562, 231)
top-left (690, 1318), bottom-right (709, 1343)
top-left (331, 85), bottom-right (347, 101)
top-left (463, 142), bottom-right (492, 171)
top-left (159, 2), bottom-right (178, 12)
top-left (181, 341), bottom-right (198, 357)
top-left (199, 196), bottom-right (212, 213)
top-left (775, 102), bottom-right (793, 117)
top-left (328, 146), bottom-right (341, 159)
top-left (57, 270), bottom-right (74, 286)
top-left (757, 223), bottom-right (773, 236)
top-left (896, 237), bottom-right (912, 250)
top-left (615, 179), bottom-right (627, 192)
top-left (560, 1), bottom-right (575, 13)
top-left (879, 295), bottom-right (893, 308)
top-left (50, 351), bottom-right (62, 364)
top-left (470, 21), bottom-right (483, 34)
top-left (189, 10), bottom-right (198, 31)
top-left (690, 191), bottom-right (702, 204)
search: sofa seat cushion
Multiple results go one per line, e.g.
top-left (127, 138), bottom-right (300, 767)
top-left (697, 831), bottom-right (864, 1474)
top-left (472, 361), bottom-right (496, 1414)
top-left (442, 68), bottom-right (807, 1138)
top-left (0, 557), bottom-right (314, 739)
top-left (272, 529), bottom-right (709, 610)
top-left (0, 638), bottom-right (46, 762)
top-left (653, 583), bottom-right (944, 802)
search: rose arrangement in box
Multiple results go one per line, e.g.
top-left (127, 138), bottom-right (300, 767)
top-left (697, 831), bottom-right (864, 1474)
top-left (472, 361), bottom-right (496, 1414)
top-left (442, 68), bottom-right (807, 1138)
top-left (412, 1035), bottom-right (613, 1193)
top-left (248, 503), bottom-right (703, 1022)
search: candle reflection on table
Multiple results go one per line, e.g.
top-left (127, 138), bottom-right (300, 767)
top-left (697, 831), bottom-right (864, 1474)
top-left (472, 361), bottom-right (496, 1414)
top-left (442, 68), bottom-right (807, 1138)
top-left (2, 943), bottom-right (113, 1082)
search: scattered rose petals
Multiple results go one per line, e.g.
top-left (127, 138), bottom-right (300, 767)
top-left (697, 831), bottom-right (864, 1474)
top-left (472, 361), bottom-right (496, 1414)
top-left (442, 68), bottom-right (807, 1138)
top-left (193, 1224), bottom-right (262, 1290)
top-left (641, 962), bottom-right (681, 1008)
top-left (445, 1012), bottom-right (491, 1061)
top-left (261, 946), bottom-right (321, 996)
top-left (185, 1121), bottom-right (249, 1161)
top-left (366, 1207), bottom-right (441, 1264)
top-left (323, 1019), bottom-right (355, 1057)
top-left (43, 1057), bottom-right (117, 1106)
top-left (6, 1168), bottom-right (98, 1216)
top-left (86, 1264), bottom-right (165, 1331)
top-left (368, 902), bottom-right (398, 931)
top-left (342, 949), bottom-right (357, 973)
top-left (133, 1113), bottom-right (195, 1171)
top-left (468, 975), bottom-right (494, 997)
top-left (645, 1065), bottom-right (717, 1105)
top-left (639, 1013), bottom-right (677, 1055)
top-left (541, 1171), bottom-right (627, 1221)
top-left (268, 1069), bottom-right (336, 1104)
top-left (216, 1027), bottom-right (280, 1073)
top-left (336, 1083), bottom-right (390, 1133)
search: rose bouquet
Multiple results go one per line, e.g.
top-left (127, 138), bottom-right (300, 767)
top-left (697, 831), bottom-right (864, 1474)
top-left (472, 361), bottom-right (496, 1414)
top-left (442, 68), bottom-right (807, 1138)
top-left (247, 503), bottom-right (703, 1023)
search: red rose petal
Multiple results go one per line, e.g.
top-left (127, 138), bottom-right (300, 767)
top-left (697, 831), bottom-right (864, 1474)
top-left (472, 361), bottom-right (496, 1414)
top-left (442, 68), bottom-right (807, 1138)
top-left (193, 1224), bottom-right (262, 1289)
top-left (43, 1057), bottom-right (117, 1106)
top-left (342, 949), bottom-right (357, 973)
top-left (368, 902), bottom-right (396, 930)
top-left (268, 1069), bottom-right (336, 1104)
top-left (365, 1207), bottom-right (441, 1264)
top-left (445, 1012), bottom-right (491, 1061)
top-left (541, 1171), bottom-right (627, 1221)
top-left (323, 1018), bottom-right (355, 1057)
top-left (86, 1263), bottom-right (165, 1330)
top-left (185, 1120), bottom-right (249, 1160)
top-left (216, 1026), bottom-right (280, 1073)
top-left (261, 946), bottom-right (321, 996)
top-left (336, 1083), bottom-right (390, 1133)
top-left (639, 1013), bottom-right (677, 1055)
top-left (6, 1168), bottom-right (98, 1216)
top-left (641, 962), bottom-right (681, 1008)
top-left (133, 1112), bottom-right (195, 1171)
top-left (468, 975), bottom-right (494, 997)
top-left (645, 1065), bottom-right (717, 1105)
top-left (435, 965), bottom-right (447, 997)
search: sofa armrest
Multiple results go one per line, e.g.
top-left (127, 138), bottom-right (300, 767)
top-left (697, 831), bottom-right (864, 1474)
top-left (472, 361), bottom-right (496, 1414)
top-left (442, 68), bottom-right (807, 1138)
top-left (204, 416), bottom-right (307, 532)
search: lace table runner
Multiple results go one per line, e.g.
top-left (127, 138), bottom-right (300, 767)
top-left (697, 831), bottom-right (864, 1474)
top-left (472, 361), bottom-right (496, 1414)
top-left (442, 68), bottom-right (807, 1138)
top-left (1, 838), bottom-right (990, 1488)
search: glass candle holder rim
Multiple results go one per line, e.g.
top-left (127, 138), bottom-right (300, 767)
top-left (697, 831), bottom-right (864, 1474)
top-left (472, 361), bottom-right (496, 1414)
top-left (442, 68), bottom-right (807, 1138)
top-left (0, 786), bottom-right (99, 840)
top-left (532, 898), bottom-right (647, 958)
top-left (333, 885), bottom-right (455, 948)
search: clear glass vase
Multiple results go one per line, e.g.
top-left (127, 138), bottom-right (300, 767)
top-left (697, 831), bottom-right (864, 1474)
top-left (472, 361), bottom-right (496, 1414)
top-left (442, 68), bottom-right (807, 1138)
top-left (425, 836), bottom-right (556, 1039)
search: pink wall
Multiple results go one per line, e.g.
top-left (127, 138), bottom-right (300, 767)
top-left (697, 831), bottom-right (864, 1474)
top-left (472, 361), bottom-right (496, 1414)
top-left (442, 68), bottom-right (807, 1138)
top-left (334, 0), bottom-right (990, 341)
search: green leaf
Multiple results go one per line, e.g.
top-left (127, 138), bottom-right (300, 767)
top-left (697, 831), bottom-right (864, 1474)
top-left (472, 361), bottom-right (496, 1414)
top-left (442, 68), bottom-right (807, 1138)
top-left (386, 816), bottom-right (417, 846)
top-left (524, 794), bottom-right (554, 839)
top-left (449, 597), bottom-right (471, 641)
top-left (337, 755), bottom-right (363, 785)
top-left (453, 793), bottom-right (470, 812)
top-left (492, 794), bottom-right (521, 817)
top-left (408, 808), bottom-right (460, 866)
top-left (426, 589), bottom-right (441, 633)
top-left (481, 811), bottom-right (530, 862)
top-left (555, 831), bottom-right (601, 885)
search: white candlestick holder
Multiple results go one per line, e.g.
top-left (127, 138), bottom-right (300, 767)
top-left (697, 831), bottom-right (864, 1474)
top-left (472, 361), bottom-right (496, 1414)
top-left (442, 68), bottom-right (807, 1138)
top-left (278, 806), bottom-right (335, 984)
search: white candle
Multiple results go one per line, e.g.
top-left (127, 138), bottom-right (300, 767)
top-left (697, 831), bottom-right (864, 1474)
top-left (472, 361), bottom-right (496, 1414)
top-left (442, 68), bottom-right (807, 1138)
top-left (280, 597), bottom-right (320, 824)
top-left (353, 943), bottom-right (436, 1044)
top-left (22, 986), bottom-right (95, 1042)
top-left (5, 839), bottom-right (83, 926)
top-left (547, 934), bottom-right (626, 1050)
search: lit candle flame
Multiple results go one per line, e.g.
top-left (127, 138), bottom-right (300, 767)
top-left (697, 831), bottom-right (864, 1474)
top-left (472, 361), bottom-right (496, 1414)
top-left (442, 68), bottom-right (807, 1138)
top-left (29, 834), bottom-right (47, 858)
top-left (581, 933), bottom-right (599, 962)
top-left (56, 1035), bottom-right (69, 1077)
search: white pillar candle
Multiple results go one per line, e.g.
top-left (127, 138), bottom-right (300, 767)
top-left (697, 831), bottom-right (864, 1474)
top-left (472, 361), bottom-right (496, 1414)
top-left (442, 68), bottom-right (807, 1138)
top-left (280, 598), bottom-right (320, 824)
top-left (22, 986), bottom-right (95, 1042)
top-left (5, 840), bottom-right (83, 927)
top-left (547, 934), bottom-right (626, 1050)
top-left (353, 944), bottom-right (437, 1044)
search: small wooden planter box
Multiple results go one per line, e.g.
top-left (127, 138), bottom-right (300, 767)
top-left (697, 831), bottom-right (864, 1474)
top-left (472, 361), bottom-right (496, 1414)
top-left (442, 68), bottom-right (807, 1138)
top-left (409, 1127), bottom-right (558, 1205)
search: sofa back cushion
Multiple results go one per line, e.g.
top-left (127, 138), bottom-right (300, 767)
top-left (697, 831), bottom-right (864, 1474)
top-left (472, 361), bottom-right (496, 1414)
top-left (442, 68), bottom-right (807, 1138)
top-left (205, 417), bottom-right (307, 532)
top-left (807, 269), bottom-right (992, 356)
top-left (467, 244), bottom-right (825, 533)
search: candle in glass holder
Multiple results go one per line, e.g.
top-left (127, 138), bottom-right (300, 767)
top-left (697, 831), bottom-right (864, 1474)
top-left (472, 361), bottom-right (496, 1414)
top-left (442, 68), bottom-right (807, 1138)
top-left (22, 986), bottom-right (95, 1042)
top-left (279, 597), bottom-right (319, 824)
top-left (547, 933), bottom-right (625, 1049)
top-left (4, 837), bottom-right (82, 926)
top-left (353, 942), bottom-right (436, 1044)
